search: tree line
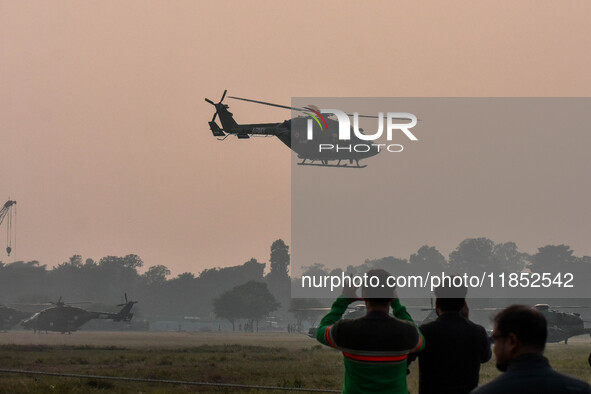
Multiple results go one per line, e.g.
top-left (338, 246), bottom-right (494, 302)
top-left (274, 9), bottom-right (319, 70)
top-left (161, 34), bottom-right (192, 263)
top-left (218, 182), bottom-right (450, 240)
top-left (0, 240), bottom-right (290, 326)
top-left (1, 238), bottom-right (589, 326)
top-left (301, 239), bottom-right (591, 278)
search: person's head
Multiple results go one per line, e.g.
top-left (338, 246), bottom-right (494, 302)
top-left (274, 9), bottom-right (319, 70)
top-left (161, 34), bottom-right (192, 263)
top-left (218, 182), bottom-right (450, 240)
top-left (434, 276), bottom-right (468, 313)
top-left (492, 305), bottom-right (547, 371)
top-left (362, 269), bottom-right (395, 308)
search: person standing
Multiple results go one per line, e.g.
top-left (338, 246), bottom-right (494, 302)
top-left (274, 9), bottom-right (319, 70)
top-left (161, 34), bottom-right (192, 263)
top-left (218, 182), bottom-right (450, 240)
top-left (409, 282), bottom-right (491, 394)
top-left (316, 269), bottom-right (424, 393)
top-left (471, 305), bottom-right (591, 394)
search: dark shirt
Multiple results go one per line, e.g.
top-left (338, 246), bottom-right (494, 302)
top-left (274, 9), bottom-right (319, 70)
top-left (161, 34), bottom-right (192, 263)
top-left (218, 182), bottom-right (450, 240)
top-left (409, 311), bottom-right (491, 394)
top-left (471, 353), bottom-right (591, 394)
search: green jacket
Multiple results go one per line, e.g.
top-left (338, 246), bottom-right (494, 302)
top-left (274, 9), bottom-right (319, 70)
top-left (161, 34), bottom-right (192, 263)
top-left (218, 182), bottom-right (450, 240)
top-left (317, 297), bottom-right (425, 393)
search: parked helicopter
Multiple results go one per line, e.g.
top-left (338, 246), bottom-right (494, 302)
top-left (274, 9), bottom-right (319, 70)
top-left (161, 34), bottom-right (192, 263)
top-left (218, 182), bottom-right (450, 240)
top-left (518, 304), bottom-right (590, 344)
top-left (20, 294), bottom-right (137, 333)
top-left (205, 91), bottom-right (403, 168)
top-left (0, 305), bottom-right (30, 331)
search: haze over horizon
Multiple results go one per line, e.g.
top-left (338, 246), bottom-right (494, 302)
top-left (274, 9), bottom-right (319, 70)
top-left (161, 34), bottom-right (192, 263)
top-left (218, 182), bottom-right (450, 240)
top-left (2, 1), bottom-right (590, 276)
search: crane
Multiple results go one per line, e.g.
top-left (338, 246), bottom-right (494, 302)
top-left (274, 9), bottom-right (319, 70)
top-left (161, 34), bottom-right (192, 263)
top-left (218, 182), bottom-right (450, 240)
top-left (0, 200), bottom-right (16, 256)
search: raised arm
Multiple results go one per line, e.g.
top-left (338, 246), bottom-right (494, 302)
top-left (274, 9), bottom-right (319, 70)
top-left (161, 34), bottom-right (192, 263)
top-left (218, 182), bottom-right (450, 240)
top-left (316, 296), bottom-right (353, 347)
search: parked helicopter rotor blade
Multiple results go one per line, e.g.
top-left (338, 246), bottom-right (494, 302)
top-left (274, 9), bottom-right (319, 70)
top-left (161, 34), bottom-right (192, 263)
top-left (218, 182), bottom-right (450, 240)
top-left (205, 98), bottom-right (215, 105)
top-left (211, 112), bottom-right (218, 123)
top-left (551, 306), bottom-right (590, 309)
top-left (220, 90), bottom-right (227, 103)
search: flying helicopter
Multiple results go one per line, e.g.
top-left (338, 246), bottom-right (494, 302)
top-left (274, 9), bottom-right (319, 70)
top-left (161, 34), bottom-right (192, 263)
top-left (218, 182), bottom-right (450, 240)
top-left (205, 91), bottom-right (403, 168)
top-left (20, 294), bottom-right (137, 334)
top-left (0, 305), bottom-right (30, 331)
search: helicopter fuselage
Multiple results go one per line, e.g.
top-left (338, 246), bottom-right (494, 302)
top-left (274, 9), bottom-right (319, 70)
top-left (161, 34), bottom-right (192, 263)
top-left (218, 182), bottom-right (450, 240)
top-left (0, 306), bottom-right (30, 331)
top-left (21, 306), bottom-right (99, 333)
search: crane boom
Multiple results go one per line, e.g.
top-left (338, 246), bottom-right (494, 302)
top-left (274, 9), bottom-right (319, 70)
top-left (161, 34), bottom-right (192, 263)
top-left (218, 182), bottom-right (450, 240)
top-left (0, 200), bottom-right (16, 225)
top-left (0, 200), bottom-right (16, 256)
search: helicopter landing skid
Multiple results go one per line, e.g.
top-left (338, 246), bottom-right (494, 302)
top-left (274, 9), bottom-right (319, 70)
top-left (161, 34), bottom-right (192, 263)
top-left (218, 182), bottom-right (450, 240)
top-left (297, 161), bottom-right (366, 169)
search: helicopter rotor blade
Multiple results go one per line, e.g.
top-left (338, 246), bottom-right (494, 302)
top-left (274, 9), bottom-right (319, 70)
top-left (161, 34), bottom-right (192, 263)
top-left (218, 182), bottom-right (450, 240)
top-left (551, 306), bottom-right (590, 309)
top-left (220, 90), bottom-right (227, 103)
top-left (205, 98), bottom-right (215, 105)
top-left (211, 112), bottom-right (218, 123)
top-left (229, 96), bottom-right (307, 112)
top-left (228, 96), bottom-right (414, 120)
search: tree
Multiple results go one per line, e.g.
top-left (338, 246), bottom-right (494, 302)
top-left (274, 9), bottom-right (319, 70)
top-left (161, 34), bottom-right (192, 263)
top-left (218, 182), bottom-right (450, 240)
top-left (409, 246), bottom-right (447, 274)
top-left (143, 265), bottom-right (171, 286)
top-left (0, 260), bottom-right (48, 302)
top-left (84, 258), bottom-right (97, 268)
top-left (176, 272), bottom-right (195, 280)
top-left (95, 255), bottom-right (143, 300)
top-left (492, 242), bottom-right (529, 273)
top-left (268, 239), bottom-right (290, 278)
top-left (213, 281), bottom-right (280, 331)
top-left (213, 288), bottom-right (243, 331)
top-left (530, 245), bottom-right (575, 272)
top-left (57, 255), bottom-right (83, 269)
top-left (365, 256), bottom-right (410, 276)
top-left (236, 281), bottom-right (280, 331)
top-left (99, 254), bottom-right (144, 271)
top-left (449, 238), bottom-right (495, 274)
top-left (301, 263), bottom-right (329, 277)
top-left (266, 240), bottom-right (291, 314)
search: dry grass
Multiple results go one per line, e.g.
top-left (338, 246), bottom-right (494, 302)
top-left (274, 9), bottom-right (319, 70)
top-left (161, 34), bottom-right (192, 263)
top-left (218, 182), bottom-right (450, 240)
top-left (0, 332), bottom-right (589, 393)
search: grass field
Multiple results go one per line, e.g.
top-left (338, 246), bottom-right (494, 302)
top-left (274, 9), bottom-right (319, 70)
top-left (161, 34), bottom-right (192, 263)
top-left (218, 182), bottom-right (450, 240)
top-left (0, 331), bottom-right (589, 393)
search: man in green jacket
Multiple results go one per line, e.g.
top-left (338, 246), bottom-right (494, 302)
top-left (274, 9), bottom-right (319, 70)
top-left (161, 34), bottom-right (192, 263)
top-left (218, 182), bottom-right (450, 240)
top-left (316, 269), bottom-right (425, 393)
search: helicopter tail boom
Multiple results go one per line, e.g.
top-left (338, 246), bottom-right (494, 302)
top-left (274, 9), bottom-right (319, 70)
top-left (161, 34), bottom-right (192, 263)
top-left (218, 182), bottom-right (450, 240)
top-left (113, 294), bottom-right (137, 322)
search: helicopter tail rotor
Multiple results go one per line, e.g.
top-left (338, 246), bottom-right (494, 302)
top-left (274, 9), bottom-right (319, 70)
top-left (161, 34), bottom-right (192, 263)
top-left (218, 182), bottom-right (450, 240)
top-left (117, 292), bottom-right (138, 307)
top-left (205, 90), bottom-right (231, 137)
top-left (205, 90), bottom-right (229, 128)
top-left (114, 293), bottom-right (137, 322)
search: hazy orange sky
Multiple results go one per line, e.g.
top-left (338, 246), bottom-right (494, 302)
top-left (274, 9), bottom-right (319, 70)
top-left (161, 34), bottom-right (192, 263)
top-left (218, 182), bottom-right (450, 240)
top-left (1, 1), bottom-right (590, 276)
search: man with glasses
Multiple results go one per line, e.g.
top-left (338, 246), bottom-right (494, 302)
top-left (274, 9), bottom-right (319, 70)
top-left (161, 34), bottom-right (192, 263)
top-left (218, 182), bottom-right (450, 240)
top-left (472, 305), bottom-right (591, 394)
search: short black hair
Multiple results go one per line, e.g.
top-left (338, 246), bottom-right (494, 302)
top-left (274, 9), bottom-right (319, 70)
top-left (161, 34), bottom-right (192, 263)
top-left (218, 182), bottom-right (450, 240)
top-left (494, 305), bottom-right (547, 350)
top-left (363, 269), bottom-right (394, 305)
top-left (434, 277), bottom-right (467, 312)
